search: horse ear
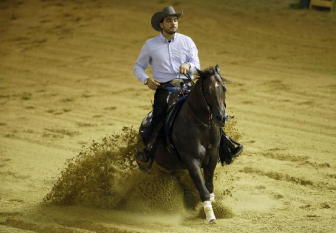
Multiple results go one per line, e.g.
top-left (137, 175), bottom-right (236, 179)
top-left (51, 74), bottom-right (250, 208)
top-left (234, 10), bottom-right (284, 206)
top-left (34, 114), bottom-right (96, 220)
top-left (215, 64), bottom-right (220, 73)
top-left (196, 68), bottom-right (203, 77)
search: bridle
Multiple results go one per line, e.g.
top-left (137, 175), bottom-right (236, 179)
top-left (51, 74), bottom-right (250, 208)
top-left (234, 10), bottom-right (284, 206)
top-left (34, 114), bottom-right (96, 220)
top-left (200, 75), bottom-right (213, 120)
top-left (198, 70), bottom-right (227, 127)
top-left (164, 70), bottom-right (228, 127)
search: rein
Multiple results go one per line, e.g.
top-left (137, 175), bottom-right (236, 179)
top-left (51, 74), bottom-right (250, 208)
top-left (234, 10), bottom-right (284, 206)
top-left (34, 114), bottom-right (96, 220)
top-left (200, 76), bottom-right (213, 119)
top-left (192, 72), bottom-right (229, 127)
top-left (187, 77), bottom-right (213, 128)
top-left (183, 73), bottom-right (194, 84)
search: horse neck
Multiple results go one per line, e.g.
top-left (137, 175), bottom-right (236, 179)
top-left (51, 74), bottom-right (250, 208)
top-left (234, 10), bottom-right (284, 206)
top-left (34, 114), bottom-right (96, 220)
top-left (186, 80), bottom-right (212, 125)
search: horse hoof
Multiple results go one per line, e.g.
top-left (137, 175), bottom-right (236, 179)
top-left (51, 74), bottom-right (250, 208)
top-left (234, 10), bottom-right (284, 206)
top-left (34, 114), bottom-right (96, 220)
top-left (135, 157), bottom-right (153, 172)
top-left (208, 219), bottom-right (216, 224)
top-left (203, 201), bottom-right (216, 223)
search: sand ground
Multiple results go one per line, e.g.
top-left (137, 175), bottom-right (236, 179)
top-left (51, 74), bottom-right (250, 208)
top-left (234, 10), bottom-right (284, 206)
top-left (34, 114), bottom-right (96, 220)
top-left (0, 0), bottom-right (336, 232)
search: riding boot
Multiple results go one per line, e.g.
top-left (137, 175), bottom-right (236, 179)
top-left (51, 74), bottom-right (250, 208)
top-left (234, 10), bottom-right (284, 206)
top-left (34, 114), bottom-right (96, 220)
top-left (225, 135), bottom-right (244, 158)
top-left (136, 88), bottom-right (170, 171)
top-left (136, 121), bottom-right (164, 171)
top-left (146, 120), bottom-right (164, 152)
top-left (219, 129), bottom-right (244, 165)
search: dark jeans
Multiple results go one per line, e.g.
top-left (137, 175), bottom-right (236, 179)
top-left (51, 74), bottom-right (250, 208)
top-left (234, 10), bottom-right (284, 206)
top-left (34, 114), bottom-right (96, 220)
top-left (145, 88), bottom-right (171, 149)
top-left (152, 89), bottom-right (170, 130)
top-left (146, 78), bottom-right (192, 150)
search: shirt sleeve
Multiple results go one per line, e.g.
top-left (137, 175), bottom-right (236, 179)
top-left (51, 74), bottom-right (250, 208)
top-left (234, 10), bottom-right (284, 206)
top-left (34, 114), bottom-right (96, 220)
top-left (134, 42), bottom-right (151, 83)
top-left (187, 38), bottom-right (200, 75)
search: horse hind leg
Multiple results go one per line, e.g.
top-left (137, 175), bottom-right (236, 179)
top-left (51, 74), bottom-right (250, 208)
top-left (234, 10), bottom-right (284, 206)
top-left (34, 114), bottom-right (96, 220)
top-left (173, 170), bottom-right (199, 209)
top-left (186, 160), bottom-right (216, 223)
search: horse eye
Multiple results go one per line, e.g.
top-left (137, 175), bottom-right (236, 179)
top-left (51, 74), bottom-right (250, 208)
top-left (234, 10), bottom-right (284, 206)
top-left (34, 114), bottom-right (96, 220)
top-left (215, 81), bottom-right (224, 89)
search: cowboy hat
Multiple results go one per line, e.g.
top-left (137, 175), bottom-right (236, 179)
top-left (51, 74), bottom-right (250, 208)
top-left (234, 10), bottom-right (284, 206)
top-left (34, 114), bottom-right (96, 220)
top-left (151, 6), bottom-right (183, 31)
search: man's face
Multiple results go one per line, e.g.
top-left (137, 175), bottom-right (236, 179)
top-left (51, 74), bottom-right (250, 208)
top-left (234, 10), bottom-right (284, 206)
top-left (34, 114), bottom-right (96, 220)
top-left (160, 16), bottom-right (178, 34)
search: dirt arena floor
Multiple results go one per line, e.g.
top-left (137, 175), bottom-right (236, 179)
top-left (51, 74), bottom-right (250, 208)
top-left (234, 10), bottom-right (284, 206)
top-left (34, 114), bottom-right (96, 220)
top-left (1, 0), bottom-right (336, 232)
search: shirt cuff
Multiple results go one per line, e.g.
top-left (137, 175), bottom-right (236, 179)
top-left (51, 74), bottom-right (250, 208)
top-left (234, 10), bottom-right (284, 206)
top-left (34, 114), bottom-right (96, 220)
top-left (137, 74), bottom-right (149, 84)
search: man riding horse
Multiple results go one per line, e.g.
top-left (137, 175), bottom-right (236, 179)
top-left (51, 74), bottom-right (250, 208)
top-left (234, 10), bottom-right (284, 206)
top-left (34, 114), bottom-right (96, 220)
top-left (133, 6), bottom-right (243, 171)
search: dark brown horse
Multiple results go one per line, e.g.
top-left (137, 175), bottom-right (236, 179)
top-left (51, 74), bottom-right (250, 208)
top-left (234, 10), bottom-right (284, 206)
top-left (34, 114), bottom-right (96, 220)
top-left (139, 65), bottom-right (227, 222)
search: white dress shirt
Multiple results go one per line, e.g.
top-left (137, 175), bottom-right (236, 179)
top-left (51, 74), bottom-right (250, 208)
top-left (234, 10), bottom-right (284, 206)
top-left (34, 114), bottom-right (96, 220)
top-left (134, 33), bottom-right (200, 83)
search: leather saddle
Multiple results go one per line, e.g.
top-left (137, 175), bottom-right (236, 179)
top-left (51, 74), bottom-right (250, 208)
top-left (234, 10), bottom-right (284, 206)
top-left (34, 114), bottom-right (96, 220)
top-left (139, 95), bottom-right (187, 153)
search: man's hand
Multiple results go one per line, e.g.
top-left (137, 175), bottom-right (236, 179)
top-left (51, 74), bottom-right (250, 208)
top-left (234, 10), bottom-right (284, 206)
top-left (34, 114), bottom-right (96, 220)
top-left (179, 63), bottom-right (191, 75)
top-left (146, 78), bottom-right (160, 90)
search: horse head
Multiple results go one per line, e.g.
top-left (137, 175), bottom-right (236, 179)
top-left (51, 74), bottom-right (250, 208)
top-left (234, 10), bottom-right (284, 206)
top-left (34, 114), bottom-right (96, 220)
top-left (197, 65), bottom-right (227, 127)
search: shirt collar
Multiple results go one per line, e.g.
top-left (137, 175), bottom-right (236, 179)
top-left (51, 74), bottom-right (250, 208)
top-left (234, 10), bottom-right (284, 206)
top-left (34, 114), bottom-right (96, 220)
top-left (159, 32), bottom-right (177, 43)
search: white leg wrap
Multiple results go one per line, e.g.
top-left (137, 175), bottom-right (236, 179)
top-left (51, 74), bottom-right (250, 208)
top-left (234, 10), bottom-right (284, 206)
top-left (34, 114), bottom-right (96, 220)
top-left (209, 193), bottom-right (215, 202)
top-left (203, 201), bottom-right (216, 223)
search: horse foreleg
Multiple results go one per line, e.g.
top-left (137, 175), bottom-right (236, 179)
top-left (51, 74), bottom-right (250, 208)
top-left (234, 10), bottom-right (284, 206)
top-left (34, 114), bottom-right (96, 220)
top-left (203, 159), bottom-right (217, 202)
top-left (186, 160), bottom-right (216, 223)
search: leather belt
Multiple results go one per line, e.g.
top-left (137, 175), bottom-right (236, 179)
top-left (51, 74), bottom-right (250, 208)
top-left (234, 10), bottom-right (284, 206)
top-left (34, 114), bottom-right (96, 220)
top-left (160, 78), bottom-right (191, 88)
